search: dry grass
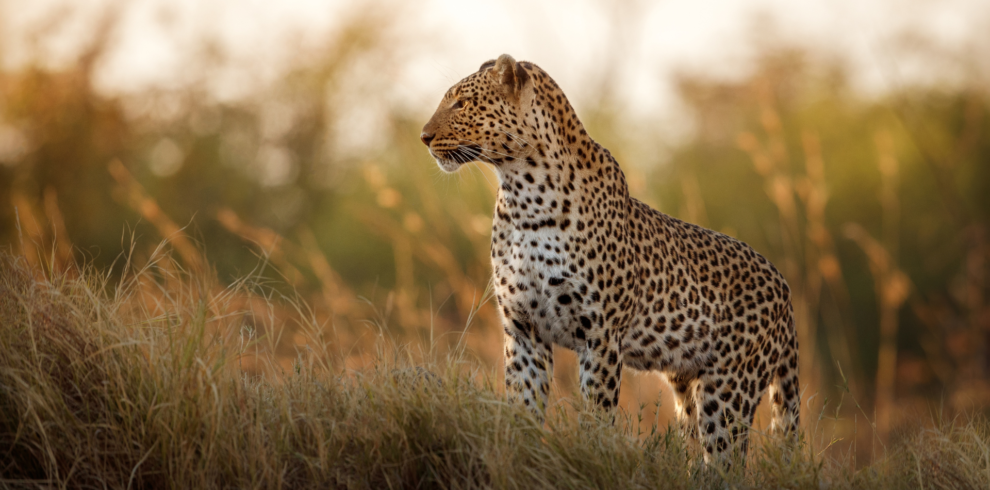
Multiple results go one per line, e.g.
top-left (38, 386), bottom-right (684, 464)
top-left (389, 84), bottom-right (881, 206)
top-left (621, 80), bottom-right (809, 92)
top-left (1, 251), bottom-right (988, 489)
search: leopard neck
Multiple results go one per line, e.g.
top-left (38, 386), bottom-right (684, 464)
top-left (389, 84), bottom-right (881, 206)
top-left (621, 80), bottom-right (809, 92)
top-left (493, 87), bottom-right (630, 231)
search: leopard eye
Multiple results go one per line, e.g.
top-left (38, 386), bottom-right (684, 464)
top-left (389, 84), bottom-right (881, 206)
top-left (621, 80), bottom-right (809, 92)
top-left (451, 100), bottom-right (464, 110)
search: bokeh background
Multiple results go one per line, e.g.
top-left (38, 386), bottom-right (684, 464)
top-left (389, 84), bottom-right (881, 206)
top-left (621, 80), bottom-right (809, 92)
top-left (2, 0), bottom-right (989, 461)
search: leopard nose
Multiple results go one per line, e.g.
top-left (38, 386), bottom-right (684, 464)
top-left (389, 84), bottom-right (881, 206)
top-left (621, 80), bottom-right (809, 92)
top-left (420, 131), bottom-right (435, 146)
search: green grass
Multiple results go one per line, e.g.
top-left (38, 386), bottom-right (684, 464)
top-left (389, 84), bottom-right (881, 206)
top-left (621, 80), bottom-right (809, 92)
top-left (1, 251), bottom-right (988, 489)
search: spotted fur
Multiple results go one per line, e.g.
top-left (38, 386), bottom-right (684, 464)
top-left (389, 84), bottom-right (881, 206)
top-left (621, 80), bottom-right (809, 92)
top-left (421, 54), bottom-right (799, 462)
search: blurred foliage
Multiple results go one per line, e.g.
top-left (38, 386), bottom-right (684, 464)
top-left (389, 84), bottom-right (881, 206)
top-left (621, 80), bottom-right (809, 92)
top-left (1, 2), bottom-right (988, 458)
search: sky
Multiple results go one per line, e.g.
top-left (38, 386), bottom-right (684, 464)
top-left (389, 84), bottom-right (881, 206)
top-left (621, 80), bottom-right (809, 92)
top-left (3, 0), bottom-right (989, 124)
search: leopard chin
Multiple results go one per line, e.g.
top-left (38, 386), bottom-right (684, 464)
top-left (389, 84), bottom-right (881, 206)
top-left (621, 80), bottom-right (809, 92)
top-left (429, 150), bottom-right (463, 173)
top-left (435, 157), bottom-right (462, 173)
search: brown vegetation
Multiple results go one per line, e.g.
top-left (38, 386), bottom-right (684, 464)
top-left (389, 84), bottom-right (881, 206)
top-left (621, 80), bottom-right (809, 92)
top-left (2, 252), bottom-right (989, 488)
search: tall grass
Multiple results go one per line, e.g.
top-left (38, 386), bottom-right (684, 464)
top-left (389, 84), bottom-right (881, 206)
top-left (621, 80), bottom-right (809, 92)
top-left (1, 251), bottom-right (989, 489)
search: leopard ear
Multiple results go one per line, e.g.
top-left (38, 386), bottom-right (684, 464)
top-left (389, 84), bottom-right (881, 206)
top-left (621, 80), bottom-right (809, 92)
top-left (478, 59), bottom-right (496, 72)
top-left (491, 54), bottom-right (527, 97)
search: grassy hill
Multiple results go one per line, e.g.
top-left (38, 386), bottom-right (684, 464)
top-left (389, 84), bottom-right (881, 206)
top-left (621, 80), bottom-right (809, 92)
top-left (2, 251), bottom-right (988, 489)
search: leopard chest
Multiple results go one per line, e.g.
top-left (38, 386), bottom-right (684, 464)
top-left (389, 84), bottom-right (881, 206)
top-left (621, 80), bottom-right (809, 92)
top-left (490, 203), bottom-right (589, 350)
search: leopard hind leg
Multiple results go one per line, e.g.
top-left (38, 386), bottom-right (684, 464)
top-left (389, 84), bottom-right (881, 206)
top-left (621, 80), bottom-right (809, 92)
top-left (769, 333), bottom-right (800, 437)
top-left (668, 373), bottom-right (701, 449)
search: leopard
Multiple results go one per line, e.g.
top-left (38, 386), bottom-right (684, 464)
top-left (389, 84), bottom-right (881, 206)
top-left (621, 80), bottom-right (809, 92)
top-left (420, 54), bottom-right (799, 462)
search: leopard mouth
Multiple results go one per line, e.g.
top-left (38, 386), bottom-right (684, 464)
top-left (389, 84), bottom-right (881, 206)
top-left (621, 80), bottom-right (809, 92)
top-left (430, 143), bottom-right (484, 173)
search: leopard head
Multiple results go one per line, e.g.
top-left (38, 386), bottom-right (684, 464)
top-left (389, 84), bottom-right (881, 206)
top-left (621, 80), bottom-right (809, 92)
top-left (421, 54), bottom-right (533, 173)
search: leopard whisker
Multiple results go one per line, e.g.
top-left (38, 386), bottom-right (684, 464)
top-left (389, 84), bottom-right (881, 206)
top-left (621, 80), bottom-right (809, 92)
top-left (455, 138), bottom-right (515, 160)
top-left (499, 129), bottom-right (530, 148)
top-left (466, 158), bottom-right (497, 190)
top-left (454, 144), bottom-right (486, 164)
top-left (476, 147), bottom-right (515, 159)
top-left (455, 144), bottom-right (514, 162)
